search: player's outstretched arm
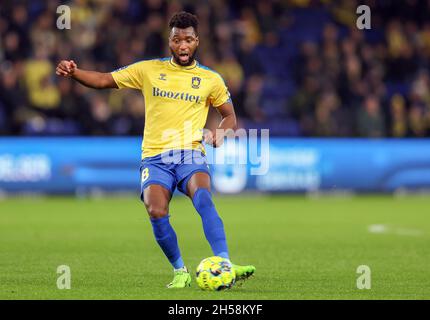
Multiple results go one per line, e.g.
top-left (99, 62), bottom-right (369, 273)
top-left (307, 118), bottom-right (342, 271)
top-left (56, 60), bottom-right (118, 89)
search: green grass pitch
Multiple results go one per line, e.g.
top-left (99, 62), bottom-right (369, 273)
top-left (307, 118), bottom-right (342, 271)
top-left (1, 195), bottom-right (429, 299)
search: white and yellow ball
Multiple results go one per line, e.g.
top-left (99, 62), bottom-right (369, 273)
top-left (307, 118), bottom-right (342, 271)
top-left (196, 256), bottom-right (236, 291)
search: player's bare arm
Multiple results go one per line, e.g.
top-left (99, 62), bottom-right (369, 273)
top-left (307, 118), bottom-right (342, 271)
top-left (204, 102), bottom-right (237, 148)
top-left (56, 60), bottom-right (117, 89)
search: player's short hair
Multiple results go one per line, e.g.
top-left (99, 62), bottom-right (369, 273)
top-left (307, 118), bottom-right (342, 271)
top-left (168, 11), bottom-right (199, 34)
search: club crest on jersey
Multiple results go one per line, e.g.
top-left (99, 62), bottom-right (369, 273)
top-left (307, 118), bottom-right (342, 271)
top-left (191, 77), bottom-right (201, 89)
top-left (159, 73), bottom-right (167, 80)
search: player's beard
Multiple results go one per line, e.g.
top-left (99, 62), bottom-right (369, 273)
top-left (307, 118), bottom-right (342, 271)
top-left (170, 48), bottom-right (198, 66)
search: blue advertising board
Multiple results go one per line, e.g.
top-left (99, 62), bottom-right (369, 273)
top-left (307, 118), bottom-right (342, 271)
top-left (1, 138), bottom-right (430, 194)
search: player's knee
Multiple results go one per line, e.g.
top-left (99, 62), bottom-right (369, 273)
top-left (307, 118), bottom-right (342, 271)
top-left (145, 203), bottom-right (168, 219)
top-left (192, 188), bottom-right (214, 211)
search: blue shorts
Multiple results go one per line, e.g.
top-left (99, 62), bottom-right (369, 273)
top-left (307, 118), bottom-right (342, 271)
top-left (139, 149), bottom-right (210, 201)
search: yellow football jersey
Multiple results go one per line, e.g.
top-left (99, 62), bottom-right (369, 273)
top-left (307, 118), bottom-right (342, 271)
top-left (111, 57), bottom-right (231, 159)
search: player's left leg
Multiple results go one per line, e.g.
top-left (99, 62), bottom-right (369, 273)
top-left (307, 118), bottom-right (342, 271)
top-left (185, 172), bottom-right (256, 281)
top-left (186, 172), bottom-right (229, 259)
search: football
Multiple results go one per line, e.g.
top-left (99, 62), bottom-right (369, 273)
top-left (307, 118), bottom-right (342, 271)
top-left (195, 256), bottom-right (236, 291)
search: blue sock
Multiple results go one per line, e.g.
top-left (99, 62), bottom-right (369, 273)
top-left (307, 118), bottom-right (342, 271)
top-left (192, 188), bottom-right (229, 259)
top-left (150, 215), bottom-right (184, 269)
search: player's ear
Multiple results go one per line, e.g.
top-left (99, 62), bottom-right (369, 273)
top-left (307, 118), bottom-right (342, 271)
top-left (196, 36), bottom-right (199, 46)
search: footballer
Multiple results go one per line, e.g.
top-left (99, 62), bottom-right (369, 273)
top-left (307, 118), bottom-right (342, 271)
top-left (56, 11), bottom-right (255, 288)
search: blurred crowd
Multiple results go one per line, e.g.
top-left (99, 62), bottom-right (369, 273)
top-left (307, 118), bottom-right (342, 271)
top-left (1, 0), bottom-right (430, 137)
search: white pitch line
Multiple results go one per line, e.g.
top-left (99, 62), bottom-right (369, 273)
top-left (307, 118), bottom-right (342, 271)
top-left (367, 224), bottom-right (424, 237)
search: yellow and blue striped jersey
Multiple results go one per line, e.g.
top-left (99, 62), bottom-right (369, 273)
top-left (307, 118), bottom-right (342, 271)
top-left (111, 57), bottom-right (231, 159)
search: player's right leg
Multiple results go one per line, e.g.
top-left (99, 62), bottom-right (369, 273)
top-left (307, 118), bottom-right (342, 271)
top-left (140, 162), bottom-right (190, 288)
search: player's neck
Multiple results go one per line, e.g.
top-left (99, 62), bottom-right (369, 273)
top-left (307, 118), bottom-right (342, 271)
top-left (169, 57), bottom-right (197, 69)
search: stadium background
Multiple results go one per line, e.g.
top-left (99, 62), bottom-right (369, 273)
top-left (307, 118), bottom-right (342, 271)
top-left (1, 0), bottom-right (430, 300)
top-left (2, 0), bottom-right (430, 138)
